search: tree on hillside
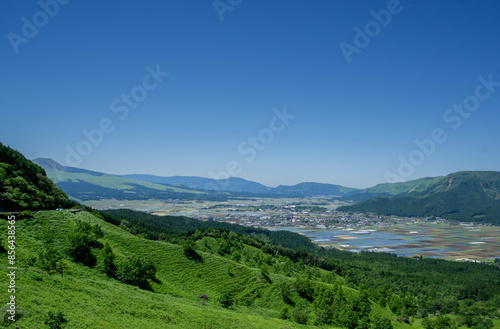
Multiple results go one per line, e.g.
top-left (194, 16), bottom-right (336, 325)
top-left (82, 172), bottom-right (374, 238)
top-left (37, 225), bottom-right (65, 275)
top-left (98, 242), bottom-right (116, 275)
top-left (43, 310), bottom-right (68, 329)
top-left (218, 290), bottom-right (234, 308)
top-left (55, 259), bottom-right (70, 277)
top-left (68, 231), bottom-right (98, 267)
top-left (117, 255), bottom-right (156, 287)
top-left (67, 220), bottom-right (104, 267)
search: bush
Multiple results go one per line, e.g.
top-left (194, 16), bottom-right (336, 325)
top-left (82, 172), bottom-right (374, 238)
top-left (372, 315), bottom-right (393, 329)
top-left (218, 290), bottom-right (234, 308)
top-left (117, 255), bottom-right (156, 286)
top-left (67, 220), bottom-right (104, 267)
top-left (98, 243), bottom-right (116, 275)
top-left (291, 303), bottom-right (308, 324)
top-left (38, 247), bottom-right (63, 274)
top-left (279, 306), bottom-right (290, 320)
top-left (294, 276), bottom-right (314, 302)
top-left (315, 309), bottom-right (332, 325)
top-left (422, 315), bottom-right (457, 329)
top-left (43, 310), bottom-right (68, 329)
top-left (68, 232), bottom-right (97, 267)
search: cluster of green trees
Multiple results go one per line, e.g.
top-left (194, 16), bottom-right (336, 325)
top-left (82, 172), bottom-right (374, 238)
top-left (68, 219), bottom-right (156, 289)
top-left (37, 225), bottom-right (69, 276)
top-left (0, 143), bottom-right (75, 211)
top-left (68, 219), bottom-right (104, 267)
top-left (32, 216), bottom-right (157, 291)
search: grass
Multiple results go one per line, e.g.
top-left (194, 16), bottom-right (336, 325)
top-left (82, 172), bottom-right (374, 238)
top-left (1, 210), bottom-right (343, 328)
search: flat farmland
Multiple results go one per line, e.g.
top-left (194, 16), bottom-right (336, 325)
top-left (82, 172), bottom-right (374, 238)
top-left (289, 222), bottom-right (500, 262)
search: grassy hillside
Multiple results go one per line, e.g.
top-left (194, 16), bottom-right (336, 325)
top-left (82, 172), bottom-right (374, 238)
top-left (3, 150), bottom-right (499, 328)
top-left (339, 171), bottom-right (500, 224)
top-left (341, 177), bottom-right (443, 202)
top-left (0, 210), bottom-right (398, 328)
top-left (3, 209), bottom-right (499, 328)
top-left (1, 212), bottom-right (320, 328)
top-left (364, 177), bottom-right (443, 196)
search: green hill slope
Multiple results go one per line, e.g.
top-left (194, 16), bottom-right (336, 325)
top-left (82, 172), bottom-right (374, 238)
top-left (341, 177), bottom-right (443, 202)
top-left (364, 176), bottom-right (443, 196)
top-left (4, 209), bottom-right (499, 328)
top-left (0, 210), bottom-right (396, 328)
top-left (339, 171), bottom-right (500, 224)
top-left (32, 158), bottom-right (227, 202)
top-left (0, 143), bottom-right (74, 211)
top-left (0, 211), bottom-right (286, 328)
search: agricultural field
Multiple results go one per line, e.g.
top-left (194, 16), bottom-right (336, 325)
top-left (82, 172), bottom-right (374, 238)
top-left (291, 222), bottom-right (500, 263)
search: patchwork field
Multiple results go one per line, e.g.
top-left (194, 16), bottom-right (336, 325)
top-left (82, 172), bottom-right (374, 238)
top-left (296, 223), bottom-right (500, 262)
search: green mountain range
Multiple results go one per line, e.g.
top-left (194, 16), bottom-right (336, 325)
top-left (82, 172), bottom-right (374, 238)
top-left (120, 174), bottom-right (275, 194)
top-left (121, 175), bottom-right (361, 197)
top-left (339, 171), bottom-right (500, 224)
top-left (37, 159), bottom-right (362, 198)
top-left (32, 158), bottom-right (226, 202)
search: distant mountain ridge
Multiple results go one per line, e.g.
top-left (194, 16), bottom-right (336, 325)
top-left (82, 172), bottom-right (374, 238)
top-left (339, 171), bottom-right (500, 224)
top-left (120, 174), bottom-right (273, 194)
top-left (120, 174), bottom-right (361, 197)
top-left (273, 182), bottom-right (360, 196)
top-left (32, 158), bottom-right (221, 202)
top-left (34, 158), bottom-right (454, 199)
top-left (34, 158), bottom-right (106, 176)
top-left (342, 176), bottom-right (444, 201)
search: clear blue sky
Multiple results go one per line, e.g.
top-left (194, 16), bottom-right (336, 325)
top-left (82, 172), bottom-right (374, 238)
top-left (1, 0), bottom-right (500, 188)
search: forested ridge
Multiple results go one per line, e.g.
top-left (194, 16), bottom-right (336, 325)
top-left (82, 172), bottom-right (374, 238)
top-left (339, 171), bottom-right (500, 225)
top-left (0, 142), bottom-right (75, 211)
